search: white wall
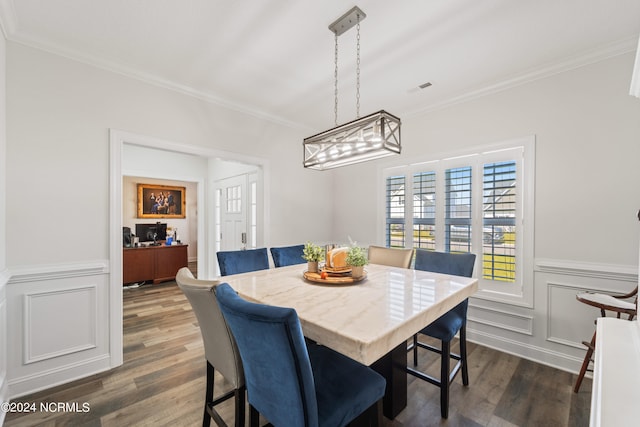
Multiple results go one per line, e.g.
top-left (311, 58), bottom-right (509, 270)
top-left (5, 42), bottom-right (334, 397)
top-left (332, 52), bottom-right (640, 372)
top-left (0, 27), bottom-right (8, 425)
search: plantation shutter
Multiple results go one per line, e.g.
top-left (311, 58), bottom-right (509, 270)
top-left (483, 161), bottom-right (517, 282)
top-left (413, 171), bottom-right (436, 250)
top-left (445, 166), bottom-right (472, 253)
top-left (386, 175), bottom-right (406, 247)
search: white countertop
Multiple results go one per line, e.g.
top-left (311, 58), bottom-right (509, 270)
top-left (221, 262), bottom-right (478, 366)
top-left (590, 317), bottom-right (640, 427)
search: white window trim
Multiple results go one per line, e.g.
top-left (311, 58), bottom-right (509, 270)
top-left (379, 135), bottom-right (535, 308)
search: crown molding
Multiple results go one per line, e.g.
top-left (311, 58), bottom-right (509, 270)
top-left (406, 36), bottom-right (639, 117)
top-left (1, 18), bottom-right (308, 131)
top-left (1, 0), bottom-right (637, 127)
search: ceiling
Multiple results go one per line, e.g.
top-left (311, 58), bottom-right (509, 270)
top-left (1, 0), bottom-right (639, 131)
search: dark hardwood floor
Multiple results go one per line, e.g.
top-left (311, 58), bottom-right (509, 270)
top-left (5, 275), bottom-right (593, 427)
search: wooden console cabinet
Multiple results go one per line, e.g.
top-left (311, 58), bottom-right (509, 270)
top-left (123, 244), bottom-right (188, 285)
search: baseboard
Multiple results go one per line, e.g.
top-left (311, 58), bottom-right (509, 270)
top-left (467, 328), bottom-right (587, 376)
top-left (8, 354), bottom-right (112, 399)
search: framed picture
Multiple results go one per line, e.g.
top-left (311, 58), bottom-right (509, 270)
top-left (137, 184), bottom-right (186, 219)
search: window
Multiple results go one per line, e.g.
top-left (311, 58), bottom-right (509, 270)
top-left (250, 180), bottom-right (257, 249)
top-left (226, 185), bottom-right (241, 213)
top-left (382, 136), bottom-right (534, 305)
top-left (413, 172), bottom-right (435, 250)
top-left (215, 188), bottom-right (222, 253)
top-left (483, 161), bottom-right (516, 282)
top-left (385, 175), bottom-right (406, 248)
top-left (446, 166), bottom-right (472, 253)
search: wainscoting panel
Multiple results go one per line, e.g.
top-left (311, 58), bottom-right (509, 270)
top-left (23, 285), bottom-right (97, 364)
top-left (468, 303), bottom-right (533, 336)
top-left (7, 261), bottom-right (112, 398)
top-left (465, 259), bottom-right (638, 375)
top-left (546, 281), bottom-right (606, 349)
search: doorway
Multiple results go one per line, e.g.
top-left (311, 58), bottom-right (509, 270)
top-left (215, 172), bottom-right (259, 254)
top-left (109, 129), bottom-right (269, 369)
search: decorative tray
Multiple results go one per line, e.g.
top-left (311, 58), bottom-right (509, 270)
top-left (323, 266), bottom-right (352, 273)
top-left (303, 270), bottom-right (367, 285)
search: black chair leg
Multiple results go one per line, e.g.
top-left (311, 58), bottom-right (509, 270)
top-left (413, 334), bottom-right (418, 366)
top-left (249, 405), bottom-right (260, 427)
top-left (234, 387), bottom-right (246, 427)
top-left (204, 362), bottom-right (214, 427)
top-left (440, 340), bottom-right (451, 419)
top-left (205, 361), bottom-right (246, 427)
top-left (460, 325), bottom-right (469, 386)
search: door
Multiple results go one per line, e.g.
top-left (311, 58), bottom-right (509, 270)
top-left (217, 174), bottom-right (249, 252)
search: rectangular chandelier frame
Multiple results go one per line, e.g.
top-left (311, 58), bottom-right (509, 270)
top-left (303, 110), bottom-right (401, 171)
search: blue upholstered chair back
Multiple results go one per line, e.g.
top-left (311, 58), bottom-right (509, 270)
top-left (270, 244), bottom-right (306, 268)
top-left (414, 250), bottom-right (476, 341)
top-left (215, 283), bottom-right (318, 427)
top-left (216, 248), bottom-right (270, 276)
top-left (414, 249), bottom-right (476, 278)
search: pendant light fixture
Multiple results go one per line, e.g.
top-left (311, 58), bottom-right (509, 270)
top-left (303, 6), bottom-right (401, 171)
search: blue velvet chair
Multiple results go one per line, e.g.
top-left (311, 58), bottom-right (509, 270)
top-left (215, 283), bottom-right (386, 427)
top-left (408, 249), bottom-right (476, 419)
top-left (270, 244), bottom-right (305, 268)
top-left (216, 248), bottom-right (270, 276)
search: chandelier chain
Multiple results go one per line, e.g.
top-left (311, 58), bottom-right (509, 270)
top-left (334, 32), bottom-right (339, 127)
top-left (356, 15), bottom-right (361, 119)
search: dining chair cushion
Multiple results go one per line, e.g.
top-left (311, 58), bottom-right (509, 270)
top-left (215, 283), bottom-right (386, 427)
top-left (421, 300), bottom-right (468, 342)
top-left (217, 248), bottom-right (270, 276)
top-left (270, 244), bottom-right (306, 267)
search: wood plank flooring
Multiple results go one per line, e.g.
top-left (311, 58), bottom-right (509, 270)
top-left (5, 278), bottom-right (593, 427)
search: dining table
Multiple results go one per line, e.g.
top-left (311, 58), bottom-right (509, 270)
top-left (221, 261), bottom-right (478, 419)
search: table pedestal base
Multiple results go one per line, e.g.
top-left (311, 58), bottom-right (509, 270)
top-left (371, 342), bottom-right (407, 419)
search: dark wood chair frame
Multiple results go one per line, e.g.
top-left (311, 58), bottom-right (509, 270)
top-left (204, 361), bottom-right (246, 427)
top-left (573, 286), bottom-right (638, 393)
top-left (406, 320), bottom-right (468, 419)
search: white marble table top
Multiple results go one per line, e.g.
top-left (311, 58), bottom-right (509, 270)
top-left (221, 263), bottom-right (478, 366)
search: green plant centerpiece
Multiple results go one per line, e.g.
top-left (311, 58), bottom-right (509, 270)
top-left (346, 245), bottom-right (368, 278)
top-left (303, 242), bottom-right (324, 273)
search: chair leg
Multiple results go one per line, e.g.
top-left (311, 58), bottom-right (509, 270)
top-left (249, 404), bottom-right (260, 427)
top-left (574, 330), bottom-right (596, 393)
top-left (346, 399), bottom-right (382, 427)
top-left (440, 340), bottom-right (451, 419)
top-left (408, 333), bottom-right (466, 419)
top-left (460, 325), bottom-right (469, 386)
top-left (413, 334), bottom-right (418, 366)
top-left (374, 399), bottom-right (382, 427)
top-left (234, 387), bottom-right (246, 427)
top-left (204, 362), bottom-right (214, 427)
top-left (205, 361), bottom-right (245, 427)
